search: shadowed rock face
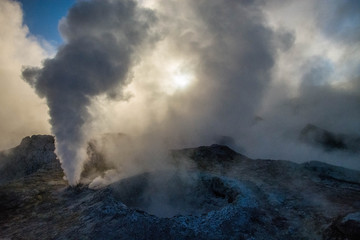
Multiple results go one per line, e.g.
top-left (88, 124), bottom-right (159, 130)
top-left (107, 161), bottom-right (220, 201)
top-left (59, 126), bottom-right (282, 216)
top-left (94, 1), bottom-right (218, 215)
top-left (0, 135), bottom-right (360, 239)
top-left (300, 124), bottom-right (360, 153)
top-left (0, 135), bottom-right (59, 184)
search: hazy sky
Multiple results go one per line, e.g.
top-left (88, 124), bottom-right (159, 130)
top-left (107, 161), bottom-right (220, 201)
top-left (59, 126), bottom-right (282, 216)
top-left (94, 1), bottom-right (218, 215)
top-left (1, 0), bottom-right (359, 185)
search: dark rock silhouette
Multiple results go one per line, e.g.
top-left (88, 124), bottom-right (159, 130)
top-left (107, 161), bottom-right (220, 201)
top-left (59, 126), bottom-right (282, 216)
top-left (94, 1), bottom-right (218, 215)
top-left (300, 124), bottom-right (360, 153)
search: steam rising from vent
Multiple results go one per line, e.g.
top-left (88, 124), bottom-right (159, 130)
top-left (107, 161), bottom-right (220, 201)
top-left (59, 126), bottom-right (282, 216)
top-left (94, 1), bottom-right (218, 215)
top-left (22, 0), bottom-right (157, 185)
top-left (17, 0), bottom-right (360, 185)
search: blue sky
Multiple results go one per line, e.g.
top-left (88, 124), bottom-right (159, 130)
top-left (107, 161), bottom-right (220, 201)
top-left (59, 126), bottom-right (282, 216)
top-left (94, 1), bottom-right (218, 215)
top-left (18, 0), bottom-right (75, 45)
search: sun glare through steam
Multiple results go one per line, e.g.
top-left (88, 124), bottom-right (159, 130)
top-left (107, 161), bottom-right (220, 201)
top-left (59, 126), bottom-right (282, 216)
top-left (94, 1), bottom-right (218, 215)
top-left (172, 72), bottom-right (192, 89)
top-left (163, 62), bottom-right (194, 94)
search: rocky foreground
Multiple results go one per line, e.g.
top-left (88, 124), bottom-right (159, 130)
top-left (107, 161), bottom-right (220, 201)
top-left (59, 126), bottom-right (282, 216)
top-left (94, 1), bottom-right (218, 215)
top-left (0, 135), bottom-right (360, 239)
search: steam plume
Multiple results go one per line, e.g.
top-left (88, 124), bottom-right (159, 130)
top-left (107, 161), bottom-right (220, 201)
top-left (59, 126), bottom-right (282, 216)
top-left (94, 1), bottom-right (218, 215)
top-left (89, 0), bottom-right (360, 169)
top-left (22, 0), bottom-right (157, 185)
top-left (16, 0), bottom-right (360, 186)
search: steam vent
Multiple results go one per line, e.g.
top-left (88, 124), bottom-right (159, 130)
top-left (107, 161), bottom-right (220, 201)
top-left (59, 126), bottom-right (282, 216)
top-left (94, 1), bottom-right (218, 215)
top-left (1, 135), bottom-right (360, 239)
top-left (2, 0), bottom-right (360, 238)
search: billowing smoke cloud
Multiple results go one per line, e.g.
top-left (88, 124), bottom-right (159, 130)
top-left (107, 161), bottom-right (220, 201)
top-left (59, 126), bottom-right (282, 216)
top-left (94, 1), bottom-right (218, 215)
top-left (22, 0), bottom-right (157, 185)
top-left (165, 0), bottom-right (276, 137)
top-left (89, 0), bottom-right (360, 170)
top-left (0, 0), bottom-right (50, 150)
top-left (247, 0), bottom-right (360, 167)
top-left (16, 0), bottom-right (360, 186)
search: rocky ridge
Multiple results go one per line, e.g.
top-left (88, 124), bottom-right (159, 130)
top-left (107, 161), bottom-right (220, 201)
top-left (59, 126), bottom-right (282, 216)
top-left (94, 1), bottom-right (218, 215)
top-left (0, 135), bottom-right (359, 239)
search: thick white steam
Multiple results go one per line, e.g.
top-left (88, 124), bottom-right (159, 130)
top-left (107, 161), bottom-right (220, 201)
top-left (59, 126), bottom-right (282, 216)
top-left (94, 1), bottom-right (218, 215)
top-left (16, 0), bottom-right (360, 185)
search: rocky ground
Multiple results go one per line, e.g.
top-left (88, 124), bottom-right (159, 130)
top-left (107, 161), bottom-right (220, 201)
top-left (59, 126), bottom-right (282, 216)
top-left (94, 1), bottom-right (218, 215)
top-left (0, 135), bottom-right (360, 239)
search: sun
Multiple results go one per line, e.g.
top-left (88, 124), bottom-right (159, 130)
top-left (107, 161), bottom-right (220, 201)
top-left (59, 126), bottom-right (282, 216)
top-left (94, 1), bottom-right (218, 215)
top-left (172, 72), bottom-right (192, 89)
top-left (164, 61), bottom-right (194, 93)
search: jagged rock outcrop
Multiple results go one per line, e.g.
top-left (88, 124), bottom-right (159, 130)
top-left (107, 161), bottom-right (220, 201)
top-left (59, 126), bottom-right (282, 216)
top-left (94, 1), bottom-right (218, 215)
top-left (0, 135), bottom-right (360, 239)
top-left (0, 135), bottom-right (59, 184)
top-left (300, 124), bottom-right (360, 153)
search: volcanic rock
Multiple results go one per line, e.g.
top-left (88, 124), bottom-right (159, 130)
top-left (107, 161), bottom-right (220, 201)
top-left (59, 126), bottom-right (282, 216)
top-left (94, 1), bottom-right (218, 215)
top-left (300, 124), bottom-right (360, 153)
top-left (0, 135), bottom-right (360, 239)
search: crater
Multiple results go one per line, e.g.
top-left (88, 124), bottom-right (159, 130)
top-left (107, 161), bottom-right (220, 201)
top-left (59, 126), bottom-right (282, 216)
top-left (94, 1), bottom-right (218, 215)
top-left (110, 171), bottom-right (241, 218)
